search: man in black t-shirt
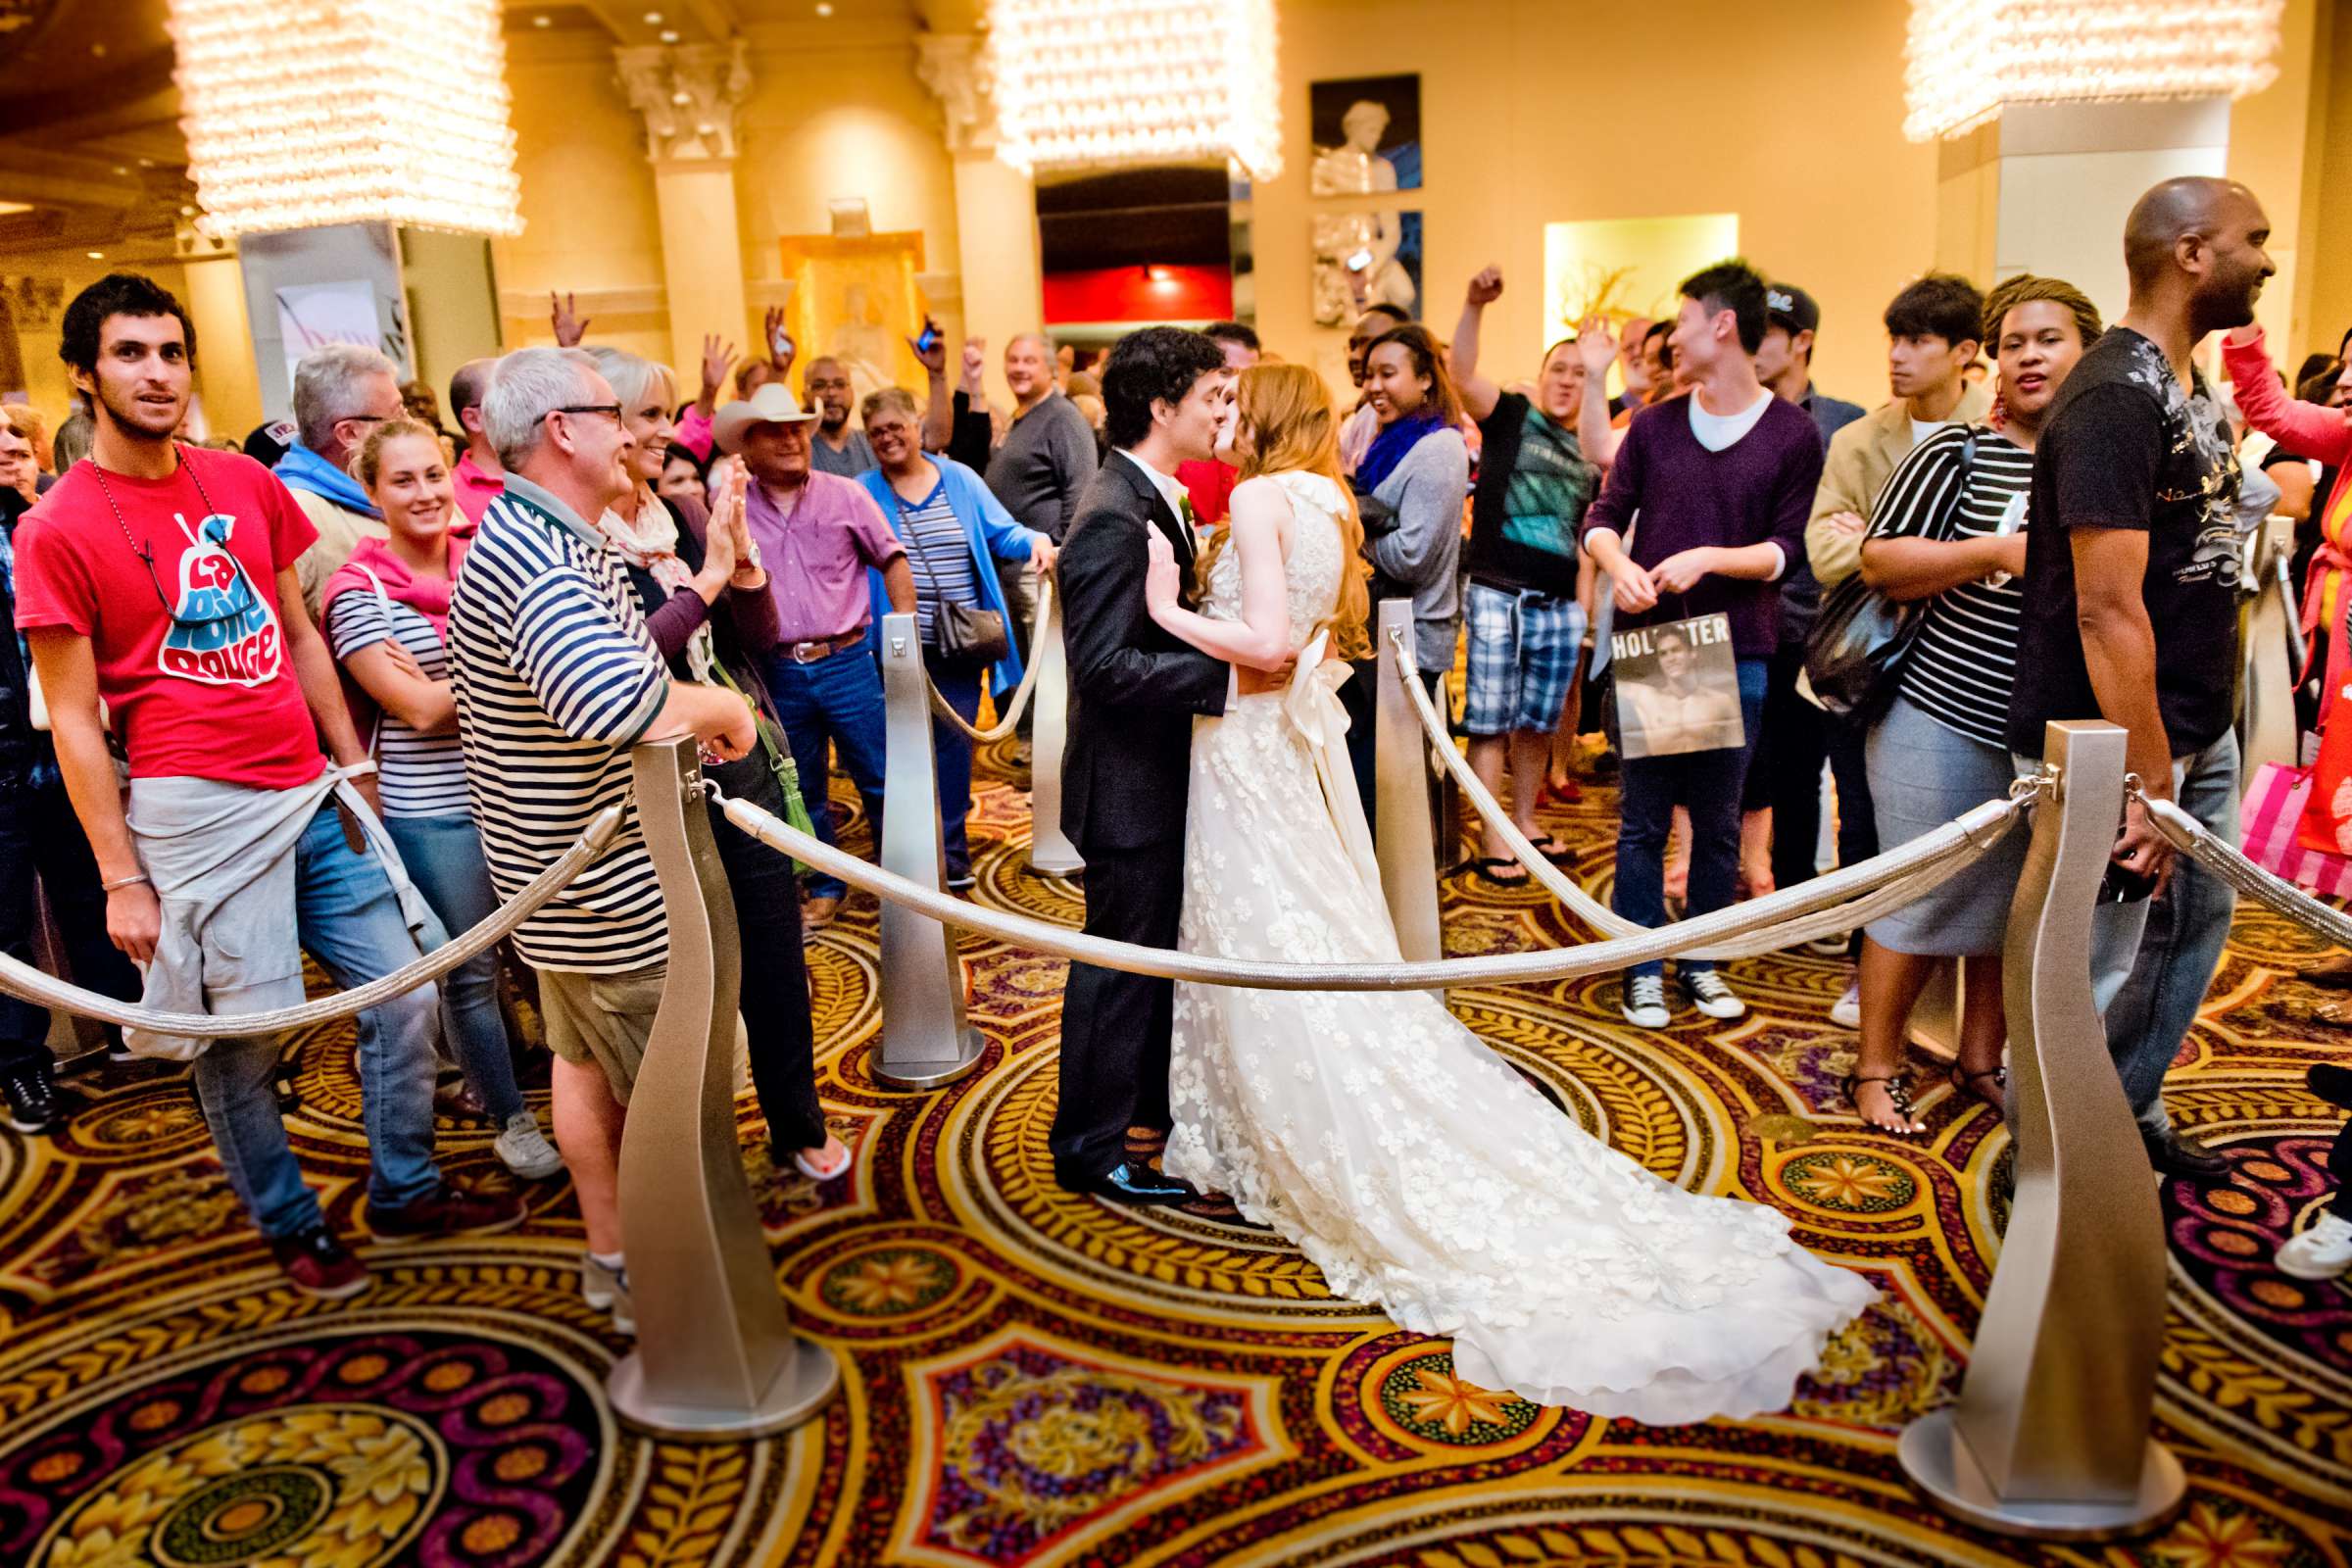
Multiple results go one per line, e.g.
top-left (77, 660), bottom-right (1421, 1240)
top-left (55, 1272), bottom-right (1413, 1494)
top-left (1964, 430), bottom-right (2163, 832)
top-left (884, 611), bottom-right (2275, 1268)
top-left (2007, 174), bottom-right (2275, 1180)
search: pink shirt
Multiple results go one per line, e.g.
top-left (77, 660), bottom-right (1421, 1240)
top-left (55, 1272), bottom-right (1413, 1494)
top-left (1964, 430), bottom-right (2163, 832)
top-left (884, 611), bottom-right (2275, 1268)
top-left (451, 450), bottom-right (506, 524)
top-left (745, 468), bottom-right (905, 643)
top-left (675, 407), bottom-right (715, 464)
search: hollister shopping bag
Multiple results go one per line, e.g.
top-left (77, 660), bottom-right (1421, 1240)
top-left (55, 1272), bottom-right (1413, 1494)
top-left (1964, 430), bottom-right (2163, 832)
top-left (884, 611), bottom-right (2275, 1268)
top-left (1608, 612), bottom-right (1744, 760)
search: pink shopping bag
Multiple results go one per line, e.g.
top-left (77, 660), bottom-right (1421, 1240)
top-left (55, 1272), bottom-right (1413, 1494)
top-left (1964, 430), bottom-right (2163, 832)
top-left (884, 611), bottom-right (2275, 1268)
top-left (2243, 760), bottom-right (2352, 899)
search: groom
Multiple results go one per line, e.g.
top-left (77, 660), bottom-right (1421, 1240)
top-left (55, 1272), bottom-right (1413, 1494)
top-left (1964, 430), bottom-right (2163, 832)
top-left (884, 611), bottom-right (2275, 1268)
top-left (1051, 325), bottom-right (1235, 1202)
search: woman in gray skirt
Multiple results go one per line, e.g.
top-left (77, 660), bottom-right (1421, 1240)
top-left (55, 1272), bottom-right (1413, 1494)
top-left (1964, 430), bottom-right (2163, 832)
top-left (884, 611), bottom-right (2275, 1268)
top-left (1846, 274), bottom-right (2103, 1135)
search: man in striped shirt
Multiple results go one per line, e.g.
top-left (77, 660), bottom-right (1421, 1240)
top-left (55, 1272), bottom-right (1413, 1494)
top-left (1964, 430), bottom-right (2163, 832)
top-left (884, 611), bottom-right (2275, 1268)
top-left (448, 348), bottom-right (756, 1333)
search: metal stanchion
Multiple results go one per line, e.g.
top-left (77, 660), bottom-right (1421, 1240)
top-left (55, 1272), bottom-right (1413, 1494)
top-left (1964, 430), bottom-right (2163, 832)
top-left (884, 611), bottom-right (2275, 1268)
top-left (1898, 718), bottom-right (2185, 1541)
top-left (874, 612), bottom-right (987, 1089)
top-left (1374, 599), bottom-right (1441, 964)
top-left (608, 736), bottom-right (839, 1439)
top-left (1027, 583), bottom-right (1086, 877)
top-left (2239, 514), bottom-right (2299, 786)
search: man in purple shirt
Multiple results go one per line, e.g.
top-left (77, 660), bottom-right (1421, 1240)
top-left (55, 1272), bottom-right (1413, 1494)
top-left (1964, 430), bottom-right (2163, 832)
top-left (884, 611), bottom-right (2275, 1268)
top-left (1580, 260), bottom-right (1824, 1031)
top-left (716, 383), bottom-right (915, 927)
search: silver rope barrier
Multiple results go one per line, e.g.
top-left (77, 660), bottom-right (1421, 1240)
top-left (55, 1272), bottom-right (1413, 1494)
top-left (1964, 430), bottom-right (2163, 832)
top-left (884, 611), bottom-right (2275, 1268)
top-left (0, 802), bottom-right (627, 1038)
top-left (2137, 783), bottom-right (2352, 948)
top-left (922, 576), bottom-right (1054, 744)
top-left (717, 781), bottom-right (2021, 988)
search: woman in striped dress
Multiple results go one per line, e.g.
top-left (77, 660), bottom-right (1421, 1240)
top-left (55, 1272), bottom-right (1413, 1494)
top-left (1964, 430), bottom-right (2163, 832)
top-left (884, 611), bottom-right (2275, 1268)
top-left (1845, 274), bottom-right (2104, 1135)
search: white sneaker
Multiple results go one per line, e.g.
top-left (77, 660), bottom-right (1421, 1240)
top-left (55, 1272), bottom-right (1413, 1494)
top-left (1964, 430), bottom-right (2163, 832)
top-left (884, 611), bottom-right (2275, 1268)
top-left (1801, 933), bottom-right (1850, 957)
top-left (1683, 969), bottom-right (1747, 1021)
top-left (1829, 981), bottom-right (1862, 1030)
top-left (1621, 973), bottom-right (1671, 1028)
top-left (2277, 1212), bottom-right (2352, 1281)
top-left (582, 1252), bottom-right (636, 1334)
top-left (494, 1111), bottom-right (565, 1180)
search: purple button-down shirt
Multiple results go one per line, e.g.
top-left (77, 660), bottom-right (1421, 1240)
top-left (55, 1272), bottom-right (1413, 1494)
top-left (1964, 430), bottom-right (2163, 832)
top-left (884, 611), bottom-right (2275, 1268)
top-left (744, 468), bottom-right (906, 643)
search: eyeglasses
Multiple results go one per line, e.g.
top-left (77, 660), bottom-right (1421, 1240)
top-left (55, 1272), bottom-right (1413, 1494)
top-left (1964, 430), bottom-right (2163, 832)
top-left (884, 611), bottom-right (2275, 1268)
top-left (338, 414), bottom-right (390, 429)
top-left (550, 404), bottom-right (624, 424)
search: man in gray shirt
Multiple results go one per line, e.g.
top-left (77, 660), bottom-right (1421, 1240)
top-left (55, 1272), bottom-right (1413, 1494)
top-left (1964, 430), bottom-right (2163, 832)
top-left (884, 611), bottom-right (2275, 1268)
top-left (804, 357), bottom-right (877, 477)
top-left (985, 332), bottom-right (1098, 691)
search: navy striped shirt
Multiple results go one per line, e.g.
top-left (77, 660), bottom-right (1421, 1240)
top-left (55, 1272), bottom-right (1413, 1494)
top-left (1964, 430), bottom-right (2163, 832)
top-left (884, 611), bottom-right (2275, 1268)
top-left (1867, 424), bottom-right (2037, 750)
top-left (325, 587), bottom-right (470, 819)
top-left (890, 478), bottom-right (980, 644)
top-left (447, 475), bottom-right (670, 973)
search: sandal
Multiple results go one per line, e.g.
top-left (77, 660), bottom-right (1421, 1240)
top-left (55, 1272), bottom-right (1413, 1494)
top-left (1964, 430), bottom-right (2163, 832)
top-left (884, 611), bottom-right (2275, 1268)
top-left (1843, 1072), bottom-right (1924, 1136)
top-left (1948, 1063), bottom-right (2007, 1109)
top-left (793, 1138), bottom-right (854, 1183)
top-left (1473, 856), bottom-right (1531, 887)
top-left (1539, 779), bottom-right (1584, 807)
top-left (1525, 834), bottom-right (1574, 865)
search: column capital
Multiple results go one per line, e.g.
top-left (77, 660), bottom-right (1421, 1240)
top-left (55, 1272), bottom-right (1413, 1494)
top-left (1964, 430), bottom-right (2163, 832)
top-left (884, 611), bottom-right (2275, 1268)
top-left (614, 39), bottom-right (754, 166)
top-left (914, 31), bottom-right (997, 156)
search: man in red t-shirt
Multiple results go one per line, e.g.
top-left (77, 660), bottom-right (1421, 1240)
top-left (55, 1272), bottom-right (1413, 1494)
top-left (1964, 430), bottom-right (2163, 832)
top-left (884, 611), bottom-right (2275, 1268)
top-left (14, 273), bottom-right (521, 1298)
top-left (1176, 321), bottom-right (1260, 528)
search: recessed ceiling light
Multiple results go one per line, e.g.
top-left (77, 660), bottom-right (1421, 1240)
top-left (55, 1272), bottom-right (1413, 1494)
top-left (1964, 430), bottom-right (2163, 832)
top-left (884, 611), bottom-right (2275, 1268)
top-left (136, 157), bottom-right (155, 168)
top-left (669, 90), bottom-right (690, 105)
top-left (89, 42), bottom-right (106, 57)
top-left (178, 204), bottom-right (196, 216)
top-left (659, 28), bottom-right (678, 41)
top-left (112, 165), bottom-right (128, 175)
top-left (643, 9), bottom-right (662, 21)
top-left (532, 12), bottom-right (551, 24)
top-left (0, 201), bottom-right (30, 216)
top-left (86, 251), bottom-right (103, 260)
top-left (815, 2), bottom-right (835, 13)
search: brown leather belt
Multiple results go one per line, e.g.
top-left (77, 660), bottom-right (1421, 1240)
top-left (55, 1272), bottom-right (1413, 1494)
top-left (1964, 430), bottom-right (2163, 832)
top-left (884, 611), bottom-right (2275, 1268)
top-left (786, 629), bottom-right (866, 664)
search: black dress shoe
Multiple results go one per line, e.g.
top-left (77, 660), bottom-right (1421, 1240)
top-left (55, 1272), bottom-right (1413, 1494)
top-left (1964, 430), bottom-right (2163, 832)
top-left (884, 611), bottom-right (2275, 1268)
top-left (2142, 1125), bottom-right (2229, 1179)
top-left (1, 1064), bottom-right (68, 1135)
top-left (1063, 1161), bottom-right (1198, 1204)
top-left (2311, 1062), bottom-right (2352, 1111)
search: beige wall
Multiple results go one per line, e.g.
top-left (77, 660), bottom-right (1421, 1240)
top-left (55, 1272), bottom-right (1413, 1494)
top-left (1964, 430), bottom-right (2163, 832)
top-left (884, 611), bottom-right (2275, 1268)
top-left (2302, 0), bottom-right (2352, 362)
top-left (0, 252), bottom-right (207, 446)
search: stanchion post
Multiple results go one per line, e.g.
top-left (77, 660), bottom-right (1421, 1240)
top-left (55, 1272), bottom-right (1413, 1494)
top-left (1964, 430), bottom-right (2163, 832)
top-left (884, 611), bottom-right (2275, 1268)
top-left (875, 612), bottom-right (986, 1089)
top-left (1375, 598), bottom-right (1441, 964)
top-left (608, 736), bottom-right (839, 1439)
top-left (1027, 582), bottom-right (1086, 876)
top-left (1898, 718), bottom-right (2185, 1540)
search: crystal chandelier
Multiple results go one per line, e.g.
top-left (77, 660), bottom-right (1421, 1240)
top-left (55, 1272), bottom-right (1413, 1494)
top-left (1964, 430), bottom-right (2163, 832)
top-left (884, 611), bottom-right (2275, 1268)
top-left (1903, 0), bottom-right (2283, 141)
top-left (986, 0), bottom-right (1283, 182)
top-left (169, 0), bottom-right (524, 236)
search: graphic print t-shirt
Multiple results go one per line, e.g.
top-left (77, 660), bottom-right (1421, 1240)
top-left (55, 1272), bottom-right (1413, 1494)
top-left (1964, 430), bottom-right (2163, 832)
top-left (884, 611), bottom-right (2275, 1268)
top-left (2006, 327), bottom-right (2243, 760)
top-left (11, 446), bottom-right (325, 788)
top-left (1466, 391), bottom-right (1594, 597)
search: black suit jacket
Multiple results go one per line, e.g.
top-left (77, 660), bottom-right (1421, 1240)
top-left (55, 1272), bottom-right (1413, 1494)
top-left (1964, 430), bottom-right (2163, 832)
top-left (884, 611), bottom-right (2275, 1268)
top-left (1057, 453), bottom-right (1229, 851)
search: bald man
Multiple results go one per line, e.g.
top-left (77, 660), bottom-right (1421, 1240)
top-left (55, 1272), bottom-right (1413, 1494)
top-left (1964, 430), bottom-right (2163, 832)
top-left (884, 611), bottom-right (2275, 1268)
top-left (2008, 174), bottom-right (2274, 1180)
top-left (985, 332), bottom-right (1097, 698)
top-left (447, 357), bottom-right (505, 522)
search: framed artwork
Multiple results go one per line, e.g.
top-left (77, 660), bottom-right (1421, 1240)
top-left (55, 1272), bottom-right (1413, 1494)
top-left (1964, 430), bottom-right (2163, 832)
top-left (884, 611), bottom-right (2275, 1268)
top-left (776, 231), bottom-right (930, 412)
top-left (1311, 209), bottom-right (1420, 328)
top-left (1308, 74), bottom-right (1421, 197)
top-left (1540, 213), bottom-right (1740, 348)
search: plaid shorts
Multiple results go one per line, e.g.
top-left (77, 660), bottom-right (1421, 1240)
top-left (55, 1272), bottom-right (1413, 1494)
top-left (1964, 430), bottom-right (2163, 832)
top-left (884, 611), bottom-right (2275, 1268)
top-left (1463, 580), bottom-right (1586, 736)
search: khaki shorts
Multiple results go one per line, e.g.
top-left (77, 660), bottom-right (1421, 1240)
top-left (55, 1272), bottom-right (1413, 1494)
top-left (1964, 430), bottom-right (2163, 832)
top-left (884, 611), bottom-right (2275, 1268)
top-left (539, 965), bottom-right (666, 1104)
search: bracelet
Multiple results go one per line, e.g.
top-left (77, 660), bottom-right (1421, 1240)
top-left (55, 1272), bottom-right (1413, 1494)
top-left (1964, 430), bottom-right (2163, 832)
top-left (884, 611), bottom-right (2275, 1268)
top-left (103, 872), bottom-right (150, 892)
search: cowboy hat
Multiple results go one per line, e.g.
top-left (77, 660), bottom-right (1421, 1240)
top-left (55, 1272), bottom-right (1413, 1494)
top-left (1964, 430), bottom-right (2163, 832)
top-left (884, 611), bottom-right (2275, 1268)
top-left (712, 382), bottom-right (818, 453)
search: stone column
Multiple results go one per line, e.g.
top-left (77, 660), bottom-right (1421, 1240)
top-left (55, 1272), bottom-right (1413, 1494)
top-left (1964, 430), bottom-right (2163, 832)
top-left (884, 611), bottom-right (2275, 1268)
top-left (916, 33), bottom-right (1042, 406)
top-left (174, 217), bottom-right (264, 439)
top-left (615, 40), bottom-right (755, 386)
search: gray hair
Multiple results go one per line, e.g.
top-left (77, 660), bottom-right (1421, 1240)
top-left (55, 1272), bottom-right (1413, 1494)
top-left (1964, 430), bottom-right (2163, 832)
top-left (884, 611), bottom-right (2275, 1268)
top-left (291, 342), bottom-right (399, 453)
top-left (583, 346), bottom-right (676, 416)
top-left (860, 385), bottom-right (919, 425)
top-left (482, 347), bottom-right (602, 471)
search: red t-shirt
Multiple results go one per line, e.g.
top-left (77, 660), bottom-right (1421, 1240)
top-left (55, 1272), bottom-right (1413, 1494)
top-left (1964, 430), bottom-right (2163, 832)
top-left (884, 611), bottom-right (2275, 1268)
top-left (1177, 458), bottom-right (1241, 527)
top-left (12, 446), bottom-right (326, 788)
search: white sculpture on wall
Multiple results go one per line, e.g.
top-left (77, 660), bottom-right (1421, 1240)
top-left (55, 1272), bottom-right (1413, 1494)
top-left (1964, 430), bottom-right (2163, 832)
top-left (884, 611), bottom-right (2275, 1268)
top-left (615, 40), bottom-right (754, 164)
top-left (914, 33), bottom-right (997, 156)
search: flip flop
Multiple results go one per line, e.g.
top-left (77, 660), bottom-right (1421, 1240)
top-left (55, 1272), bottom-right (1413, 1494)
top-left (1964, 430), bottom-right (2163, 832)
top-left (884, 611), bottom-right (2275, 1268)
top-left (1472, 857), bottom-right (1531, 887)
top-left (793, 1141), bottom-right (854, 1183)
top-left (1525, 834), bottom-right (1574, 864)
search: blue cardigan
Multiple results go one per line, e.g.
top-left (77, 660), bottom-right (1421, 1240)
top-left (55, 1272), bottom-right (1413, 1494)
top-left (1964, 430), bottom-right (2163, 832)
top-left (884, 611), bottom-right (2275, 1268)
top-left (858, 457), bottom-right (1041, 698)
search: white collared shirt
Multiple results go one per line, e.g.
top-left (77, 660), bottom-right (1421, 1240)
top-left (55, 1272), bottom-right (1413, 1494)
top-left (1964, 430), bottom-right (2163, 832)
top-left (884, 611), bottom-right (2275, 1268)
top-left (1116, 447), bottom-right (1192, 520)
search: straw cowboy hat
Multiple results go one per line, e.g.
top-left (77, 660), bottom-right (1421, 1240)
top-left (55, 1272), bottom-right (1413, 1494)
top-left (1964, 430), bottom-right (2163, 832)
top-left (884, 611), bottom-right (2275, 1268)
top-left (712, 382), bottom-right (819, 454)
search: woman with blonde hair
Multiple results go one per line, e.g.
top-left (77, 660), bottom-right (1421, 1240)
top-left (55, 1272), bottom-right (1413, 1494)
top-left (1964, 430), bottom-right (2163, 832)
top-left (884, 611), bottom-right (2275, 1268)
top-left (1138, 363), bottom-right (1872, 1424)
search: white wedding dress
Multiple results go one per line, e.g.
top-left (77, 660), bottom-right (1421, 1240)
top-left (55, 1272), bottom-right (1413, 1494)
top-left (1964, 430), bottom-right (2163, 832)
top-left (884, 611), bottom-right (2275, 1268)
top-left (1160, 470), bottom-right (1876, 1426)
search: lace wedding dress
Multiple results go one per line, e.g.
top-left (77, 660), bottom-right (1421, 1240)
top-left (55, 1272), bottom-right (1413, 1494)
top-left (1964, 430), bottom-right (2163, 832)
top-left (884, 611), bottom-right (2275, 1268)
top-left (1160, 470), bottom-right (1875, 1425)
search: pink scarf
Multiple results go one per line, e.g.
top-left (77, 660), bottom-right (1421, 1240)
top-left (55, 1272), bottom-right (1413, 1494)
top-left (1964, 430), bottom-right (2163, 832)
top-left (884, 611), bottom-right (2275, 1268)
top-left (321, 523), bottom-right (472, 642)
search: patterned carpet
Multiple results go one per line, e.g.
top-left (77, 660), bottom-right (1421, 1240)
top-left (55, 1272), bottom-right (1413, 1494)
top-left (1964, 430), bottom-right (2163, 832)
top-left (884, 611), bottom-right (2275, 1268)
top-left (2, 737), bottom-right (2350, 1567)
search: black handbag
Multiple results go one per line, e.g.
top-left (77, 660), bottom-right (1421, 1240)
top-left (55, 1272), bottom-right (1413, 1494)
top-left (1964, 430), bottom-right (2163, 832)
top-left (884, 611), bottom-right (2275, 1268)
top-left (1803, 432), bottom-right (1977, 722)
top-left (895, 490), bottom-right (1010, 664)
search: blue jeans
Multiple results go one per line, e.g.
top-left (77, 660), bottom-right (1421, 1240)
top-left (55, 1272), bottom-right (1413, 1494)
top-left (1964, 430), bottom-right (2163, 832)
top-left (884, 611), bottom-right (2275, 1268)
top-left (1612, 657), bottom-right (1770, 982)
top-left (193, 804), bottom-right (442, 1239)
top-left (384, 812), bottom-right (524, 1124)
top-left (927, 653), bottom-right (987, 881)
top-left (2089, 729), bottom-right (2239, 1131)
top-left (767, 649), bottom-right (889, 901)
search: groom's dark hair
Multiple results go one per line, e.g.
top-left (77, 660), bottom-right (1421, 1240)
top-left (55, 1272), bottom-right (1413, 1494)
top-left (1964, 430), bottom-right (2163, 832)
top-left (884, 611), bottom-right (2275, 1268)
top-left (1102, 326), bottom-right (1226, 451)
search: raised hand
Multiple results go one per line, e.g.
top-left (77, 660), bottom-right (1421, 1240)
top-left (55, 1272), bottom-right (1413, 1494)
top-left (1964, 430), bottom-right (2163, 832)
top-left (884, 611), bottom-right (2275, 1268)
top-left (700, 334), bottom-right (739, 404)
top-left (909, 318), bottom-right (947, 374)
top-left (550, 291), bottom-right (588, 348)
top-left (1575, 314), bottom-right (1617, 375)
top-left (1465, 265), bottom-right (1504, 307)
top-left (761, 305), bottom-right (795, 369)
top-left (960, 336), bottom-right (987, 396)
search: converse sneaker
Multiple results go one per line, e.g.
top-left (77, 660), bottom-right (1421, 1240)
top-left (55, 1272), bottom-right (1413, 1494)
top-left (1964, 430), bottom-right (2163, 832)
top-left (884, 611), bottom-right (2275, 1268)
top-left (1621, 973), bottom-right (1671, 1028)
top-left (1683, 969), bottom-right (1747, 1021)
top-left (2, 1062), bottom-right (68, 1135)
top-left (493, 1111), bottom-right (565, 1180)
top-left (366, 1183), bottom-right (527, 1245)
top-left (2277, 1212), bottom-right (2352, 1281)
top-left (1829, 980), bottom-right (1863, 1030)
top-left (582, 1253), bottom-right (636, 1335)
top-left (270, 1227), bottom-right (371, 1299)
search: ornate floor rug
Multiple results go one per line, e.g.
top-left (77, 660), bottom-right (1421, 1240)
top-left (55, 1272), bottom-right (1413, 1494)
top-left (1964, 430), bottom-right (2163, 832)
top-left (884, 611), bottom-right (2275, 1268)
top-left (1, 743), bottom-right (2348, 1566)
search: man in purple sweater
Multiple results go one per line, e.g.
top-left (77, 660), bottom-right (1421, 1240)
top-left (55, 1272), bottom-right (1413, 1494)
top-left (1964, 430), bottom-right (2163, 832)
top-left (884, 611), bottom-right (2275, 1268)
top-left (1581, 261), bottom-right (1824, 1029)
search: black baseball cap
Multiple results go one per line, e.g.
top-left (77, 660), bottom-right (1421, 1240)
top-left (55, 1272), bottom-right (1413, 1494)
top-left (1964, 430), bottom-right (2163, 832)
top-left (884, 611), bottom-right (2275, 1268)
top-left (1766, 283), bottom-right (1820, 337)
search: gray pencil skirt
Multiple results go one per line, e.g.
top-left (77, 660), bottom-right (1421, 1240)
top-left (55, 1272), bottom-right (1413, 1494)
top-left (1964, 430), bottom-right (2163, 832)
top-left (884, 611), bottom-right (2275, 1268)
top-left (1862, 693), bottom-right (2031, 956)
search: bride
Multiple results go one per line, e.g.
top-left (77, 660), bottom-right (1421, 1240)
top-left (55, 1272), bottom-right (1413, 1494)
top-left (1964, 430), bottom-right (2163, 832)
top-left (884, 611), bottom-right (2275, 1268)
top-left (1137, 364), bottom-right (1875, 1425)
